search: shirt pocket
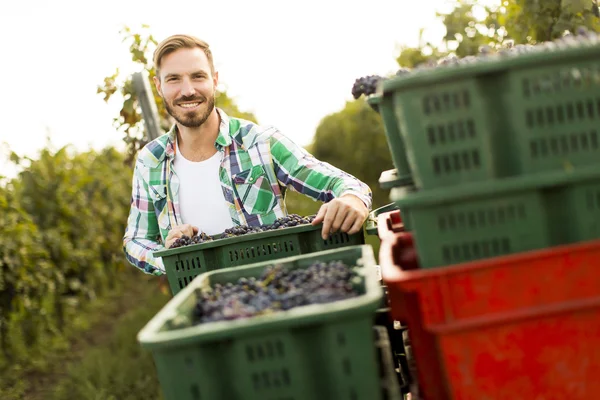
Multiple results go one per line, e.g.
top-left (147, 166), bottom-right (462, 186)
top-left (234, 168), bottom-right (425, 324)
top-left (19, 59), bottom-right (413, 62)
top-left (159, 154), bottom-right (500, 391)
top-left (149, 184), bottom-right (171, 231)
top-left (232, 165), bottom-right (277, 215)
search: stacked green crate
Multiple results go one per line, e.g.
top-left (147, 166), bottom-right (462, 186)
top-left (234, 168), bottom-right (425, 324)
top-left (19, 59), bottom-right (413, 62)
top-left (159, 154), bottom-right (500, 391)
top-left (366, 95), bottom-right (415, 234)
top-left (154, 224), bottom-right (364, 296)
top-left (379, 34), bottom-right (600, 268)
top-left (138, 245), bottom-right (389, 400)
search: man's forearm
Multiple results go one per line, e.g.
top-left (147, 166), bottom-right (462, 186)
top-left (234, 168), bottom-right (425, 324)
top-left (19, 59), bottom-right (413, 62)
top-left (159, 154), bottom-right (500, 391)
top-left (269, 131), bottom-right (373, 210)
top-left (123, 237), bottom-right (165, 276)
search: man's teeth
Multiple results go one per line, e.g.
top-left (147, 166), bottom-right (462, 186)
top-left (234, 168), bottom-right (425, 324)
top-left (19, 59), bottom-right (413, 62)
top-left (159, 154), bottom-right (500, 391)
top-left (180, 102), bottom-right (200, 108)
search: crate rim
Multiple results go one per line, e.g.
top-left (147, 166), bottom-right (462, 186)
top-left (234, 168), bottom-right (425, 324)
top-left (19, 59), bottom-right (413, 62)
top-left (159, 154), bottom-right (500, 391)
top-left (378, 204), bottom-right (600, 287)
top-left (138, 244), bottom-right (382, 350)
top-left (380, 40), bottom-right (600, 95)
top-left (379, 168), bottom-right (414, 189)
top-left (154, 222), bottom-right (329, 258)
top-left (390, 166), bottom-right (600, 208)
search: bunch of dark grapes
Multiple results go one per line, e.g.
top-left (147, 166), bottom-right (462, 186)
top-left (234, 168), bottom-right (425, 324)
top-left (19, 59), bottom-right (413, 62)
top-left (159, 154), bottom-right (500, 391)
top-left (352, 26), bottom-right (600, 99)
top-left (222, 225), bottom-right (264, 237)
top-left (221, 214), bottom-right (317, 238)
top-left (352, 75), bottom-right (385, 99)
top-left (169, 232), bottom-right (213, 249)
top-left (416, 26), bottom-right (600, 70)
top-left (192, 260), bottom-right (359, 324)
top-left (168, 214), bottom-right (318, 248)
top-left (262, 213), bottom-right (316, 230)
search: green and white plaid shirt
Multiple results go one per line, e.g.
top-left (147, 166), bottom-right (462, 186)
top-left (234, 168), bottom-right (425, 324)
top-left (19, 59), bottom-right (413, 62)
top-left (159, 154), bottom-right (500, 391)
top-left (123, 108), bottom-right (373, 275)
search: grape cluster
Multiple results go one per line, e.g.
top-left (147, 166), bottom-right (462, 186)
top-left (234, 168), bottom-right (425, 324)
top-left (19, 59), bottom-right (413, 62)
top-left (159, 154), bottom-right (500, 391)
top-left (167, 214), bottom-right (317, 249)
top-left (221, 214), bottom-right (317, 238)
top-left (169, 232), bottom-right (213, 249)
top-left (416, 28), bottom-right (599, 72)
top-left (192, 260), bottom-right (360, 324)
top-left (352, 75), bottom-right (385, 99)
top-left (352, 26), bottom-right (600, 99)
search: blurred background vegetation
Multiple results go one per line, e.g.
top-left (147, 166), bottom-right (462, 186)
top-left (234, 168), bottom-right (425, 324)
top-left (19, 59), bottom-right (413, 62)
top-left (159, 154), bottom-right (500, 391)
top-left (1, 1), bottom-right (598, 398)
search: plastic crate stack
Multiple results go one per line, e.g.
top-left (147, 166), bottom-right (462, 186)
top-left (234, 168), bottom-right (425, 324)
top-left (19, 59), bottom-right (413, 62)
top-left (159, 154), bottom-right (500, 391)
top-left (371, 30), bottom-right (600, 399)
top-left (365, 92), bottom-right (416, 234)
top-left (139, 245), bottom-right (403, 400)
top-left (140, 192), bottom-right (403, 397)
top-left (154, 221), bottom-right (365, 296)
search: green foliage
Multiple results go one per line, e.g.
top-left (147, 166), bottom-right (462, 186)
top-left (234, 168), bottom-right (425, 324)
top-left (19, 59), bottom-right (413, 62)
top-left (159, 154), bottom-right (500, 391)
top-left (0, 185), bottom-right (54, 359)
top-left (396, 0), bottom-right (600, 67)
top-left (310, 98), bottom-right (394, 210)
top-left (50, 280), bottom-right (169, 400)
top-left (0, 146), bottom-right (133, 373)
top-left (97, 25), bottom-right (259, 164)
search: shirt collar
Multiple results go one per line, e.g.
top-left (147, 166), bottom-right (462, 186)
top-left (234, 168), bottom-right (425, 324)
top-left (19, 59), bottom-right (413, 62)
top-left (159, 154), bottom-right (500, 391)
top-left (165, 107), bottom-right (239, 160)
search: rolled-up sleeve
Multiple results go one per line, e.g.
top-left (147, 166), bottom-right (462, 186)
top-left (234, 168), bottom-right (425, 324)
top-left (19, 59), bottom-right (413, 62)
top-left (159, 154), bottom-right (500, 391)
top-left (122, 158), bottom-right (165, 275)
top-left (268, 128), bottom-right (373, 210)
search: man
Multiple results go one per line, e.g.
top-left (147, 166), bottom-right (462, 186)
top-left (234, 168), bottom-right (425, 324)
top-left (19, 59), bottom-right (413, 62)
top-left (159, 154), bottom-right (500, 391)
top-left (123, 34), bottom-right (372, 275)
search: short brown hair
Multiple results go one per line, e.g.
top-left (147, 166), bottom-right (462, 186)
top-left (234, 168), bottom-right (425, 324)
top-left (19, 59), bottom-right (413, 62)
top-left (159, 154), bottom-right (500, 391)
top-left (153, 34), bottom-right (215, 76)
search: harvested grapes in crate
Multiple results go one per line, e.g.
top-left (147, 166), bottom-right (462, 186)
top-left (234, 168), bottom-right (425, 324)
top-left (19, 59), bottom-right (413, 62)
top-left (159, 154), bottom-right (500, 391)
top-left (138, 245), bottom-right (386, 400)
top-left (190, 260), bottom-right (361, 325)
top-left (154, 213), bottom-right (364, 296)
top-left (168, 214), bottom-right (317, 249)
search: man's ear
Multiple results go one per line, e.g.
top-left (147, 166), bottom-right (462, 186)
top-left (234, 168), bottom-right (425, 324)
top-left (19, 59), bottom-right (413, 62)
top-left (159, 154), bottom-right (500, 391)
top-left (153, 75), bottom-right (162, 94)
top-left (213, 70), bottom-right (219, 90)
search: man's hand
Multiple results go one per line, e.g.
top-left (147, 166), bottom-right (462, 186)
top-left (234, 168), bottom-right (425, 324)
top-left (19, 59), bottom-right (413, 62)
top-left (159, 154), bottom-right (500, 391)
top-left (165, 223), bottom-right (199, 249)
top-left (311, 194), bottom-right (369, 240)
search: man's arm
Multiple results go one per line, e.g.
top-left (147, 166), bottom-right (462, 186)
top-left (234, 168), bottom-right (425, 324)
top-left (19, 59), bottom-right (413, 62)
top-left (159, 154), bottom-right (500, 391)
top-left (122, 159), bottom-right (165, 276)
top-left (269, 129), bottom-right (372, 208)
top-left (268, 128), bottom-right (373, 238)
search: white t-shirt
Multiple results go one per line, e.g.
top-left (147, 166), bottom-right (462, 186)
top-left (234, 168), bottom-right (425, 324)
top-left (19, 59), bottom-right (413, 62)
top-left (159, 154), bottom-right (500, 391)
top-left (173, 148), bottom-right (233, 236)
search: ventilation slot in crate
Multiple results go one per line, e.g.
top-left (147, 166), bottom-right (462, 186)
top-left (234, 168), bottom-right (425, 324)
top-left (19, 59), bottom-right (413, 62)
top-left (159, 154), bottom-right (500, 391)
top-left (324, 232), bottom-right (350, 247)
top-left (437, 204), bottom-right (527, 232)
top-left (522, 65), bottom-right (600, 98)
top-left (422, 90), bottom-right (471, 115)
top-left (526, 99), bottom-right (600, 129)
top-left (426, 119), bottom-right (476, 147)
top-left (175, 257), bottom-right (202, 272)
top-left (229, 241), bottom-right (295, 262)
top-left (246, 340), bottom-right (291, 395)
top-left (432, 150), bottom-right (481, 175)
top-left (442, 238), bottom-right (511, 264)
top-left (529, 130), bottom-right (599, 159)
top-left (178, 274), bottom-right (199, 290)
top-left (336, 332), bottom-right (358, 400)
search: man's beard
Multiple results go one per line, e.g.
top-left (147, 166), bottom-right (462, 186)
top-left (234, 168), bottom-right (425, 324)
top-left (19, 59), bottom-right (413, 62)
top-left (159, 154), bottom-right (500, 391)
top-left (164, 94), bottom-right (215, 128)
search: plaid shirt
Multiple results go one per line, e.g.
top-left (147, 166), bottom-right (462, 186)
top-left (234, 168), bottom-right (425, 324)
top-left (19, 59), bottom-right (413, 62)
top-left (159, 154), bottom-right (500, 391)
top-left (123, 108), bottom-right (373, 275)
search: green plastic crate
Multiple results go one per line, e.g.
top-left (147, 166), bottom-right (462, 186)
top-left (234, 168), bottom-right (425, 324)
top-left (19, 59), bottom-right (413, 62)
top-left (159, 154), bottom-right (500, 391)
top-left (365, 203), bottom-right (399, 236)
top-left (382, 42), bottom-right (600, 189)
top-left (154, 224), bottom-right (365, 296)
top-left (391, 166), bottom-right (600, 268)
top-left (379, 169), bottom-right (409, 190)
top-left (364, 170), bottom-right (418, 236)
top-left (367, 94), bottom-right (413, 187)
top-left (137, 245), bottom-right (384, 400)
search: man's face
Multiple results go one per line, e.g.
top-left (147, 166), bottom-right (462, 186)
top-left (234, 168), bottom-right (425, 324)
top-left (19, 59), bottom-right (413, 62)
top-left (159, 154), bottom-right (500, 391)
top-left (154, 47), bottom-right (218, 128)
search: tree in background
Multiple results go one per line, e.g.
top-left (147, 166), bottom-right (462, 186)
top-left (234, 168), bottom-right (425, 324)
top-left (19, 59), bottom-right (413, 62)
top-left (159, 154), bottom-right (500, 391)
top-left (311, 99), bottom-right (393, 210)
top-left (97, 25), bottom-right (258, 164)
top-left (282, 98), bottom-right (395, 219)
top-left (397, 0), bottom-right (600, 67)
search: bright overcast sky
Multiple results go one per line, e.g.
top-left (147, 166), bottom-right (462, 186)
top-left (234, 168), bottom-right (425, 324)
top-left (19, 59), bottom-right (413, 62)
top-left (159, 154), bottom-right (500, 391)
top-left (0, 0), bottom-right (496, 179)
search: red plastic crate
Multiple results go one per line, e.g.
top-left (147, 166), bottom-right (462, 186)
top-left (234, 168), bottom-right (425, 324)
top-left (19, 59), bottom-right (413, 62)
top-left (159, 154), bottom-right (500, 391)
top-left (377, 210), bottom-right (600, 400)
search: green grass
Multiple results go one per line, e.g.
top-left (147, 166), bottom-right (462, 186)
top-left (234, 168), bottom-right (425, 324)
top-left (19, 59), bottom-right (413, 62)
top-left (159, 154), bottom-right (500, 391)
top-left (0, 270), bottom-right (171, 400)
top-left (49, 281), bottom-right (170, 400)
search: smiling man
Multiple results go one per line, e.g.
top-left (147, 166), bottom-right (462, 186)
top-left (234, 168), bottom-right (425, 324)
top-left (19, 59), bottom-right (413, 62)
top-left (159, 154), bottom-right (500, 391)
top-left (123, 34), bottom-right (373, 275)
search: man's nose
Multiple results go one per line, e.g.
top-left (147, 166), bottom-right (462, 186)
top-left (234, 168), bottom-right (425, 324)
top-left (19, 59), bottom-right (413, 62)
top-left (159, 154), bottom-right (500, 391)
top-left (180, 78), bottom-right (195, 96)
